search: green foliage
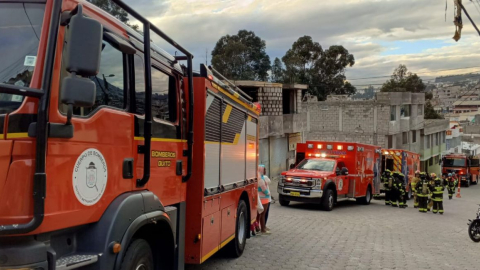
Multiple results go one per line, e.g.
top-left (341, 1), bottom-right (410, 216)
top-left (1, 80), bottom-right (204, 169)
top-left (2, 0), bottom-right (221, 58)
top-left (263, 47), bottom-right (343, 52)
top-left (280, 36), bottom-right (355, 100)
top-left (424, 100), bottom-right (444, 119)
top-left (211, 30), bottom-right (271, 81)
top-left (380, 65), bottom-right (426, 92)
top-left (87, 0), bottom-right (139, 31)
top-left (271, 57), bottom-right (284, 83)
top-left (425, 91), bottom-right (433, 100)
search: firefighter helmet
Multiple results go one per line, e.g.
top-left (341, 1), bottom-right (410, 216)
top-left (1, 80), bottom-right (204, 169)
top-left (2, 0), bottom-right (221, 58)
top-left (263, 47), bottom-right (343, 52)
top-left (430, 173), bottom-right (437, 178)
top-left (448, 173), bottom-right (452, 177)
top-left (415, 170), bottom-right (420, 175)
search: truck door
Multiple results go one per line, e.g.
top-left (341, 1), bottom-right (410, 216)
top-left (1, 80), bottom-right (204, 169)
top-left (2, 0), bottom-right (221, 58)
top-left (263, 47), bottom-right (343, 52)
top-left (373, 149), bottom-right (381, 194)
top-left (132, 56), bottom-right (186, 206)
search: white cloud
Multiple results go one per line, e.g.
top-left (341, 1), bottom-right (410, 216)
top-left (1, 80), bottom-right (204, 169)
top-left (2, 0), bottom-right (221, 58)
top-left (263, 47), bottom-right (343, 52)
top-left (123, 0), bottom-right (480, 84)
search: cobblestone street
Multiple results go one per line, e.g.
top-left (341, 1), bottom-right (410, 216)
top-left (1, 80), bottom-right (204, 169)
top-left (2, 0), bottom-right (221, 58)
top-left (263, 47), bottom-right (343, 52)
top-left (188, 181), bottom-right (480, 270)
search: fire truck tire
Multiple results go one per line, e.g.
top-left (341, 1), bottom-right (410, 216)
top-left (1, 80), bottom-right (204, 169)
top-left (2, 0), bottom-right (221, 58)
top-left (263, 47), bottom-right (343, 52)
top-left (226, 200), bottom-right (248, 258)
top-left (119, 239), bottom-right (154, 270)
top-left (322, 189), bottom-right (334, 211)
top-left (279, 195), bottom-right (290, 206)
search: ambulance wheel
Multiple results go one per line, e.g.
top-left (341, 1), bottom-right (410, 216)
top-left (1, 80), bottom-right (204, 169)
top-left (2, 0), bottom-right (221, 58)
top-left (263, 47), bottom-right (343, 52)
top-left (119, 239), bottom-right (154, 270)
top-left (226, 200), bottom-right (247, 258)
top-left (322, 189), bottom-right (334, 211)
top-left (357, 186), bottom-right (372, 205)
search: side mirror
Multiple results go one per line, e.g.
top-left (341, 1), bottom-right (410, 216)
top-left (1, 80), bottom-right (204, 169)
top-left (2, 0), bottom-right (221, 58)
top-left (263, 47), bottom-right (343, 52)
top-left (336, 167), bottom-right (341, 176)
top-left (64, 4), bottom-right (103, 77)
top-left (342, 167), bottom-right (349, 175)
top-left (61, 4), bottom-right (102, 124)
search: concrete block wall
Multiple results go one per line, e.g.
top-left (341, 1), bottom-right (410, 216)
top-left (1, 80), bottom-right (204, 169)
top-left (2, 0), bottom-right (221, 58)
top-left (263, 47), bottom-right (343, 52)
top-left (257, 87), bottom-right (282, 116)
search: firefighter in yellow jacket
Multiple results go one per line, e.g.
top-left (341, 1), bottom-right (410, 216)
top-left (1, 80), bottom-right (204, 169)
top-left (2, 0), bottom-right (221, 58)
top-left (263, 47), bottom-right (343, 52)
top-left (416, 172), bottom-right (430, 213)
top-left (427, 173), bottom-right (436, 211)
top-left (444, 173), bottom-right (457, 200)
top-left (430, 174), bottom-right (445, 214)
top-left (411, 170), bottom-right (420, 208)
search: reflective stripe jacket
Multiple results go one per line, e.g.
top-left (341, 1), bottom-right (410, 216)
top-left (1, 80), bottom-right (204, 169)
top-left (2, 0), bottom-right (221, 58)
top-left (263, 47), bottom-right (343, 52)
top-left (430, 178), bottom-right (444, 201)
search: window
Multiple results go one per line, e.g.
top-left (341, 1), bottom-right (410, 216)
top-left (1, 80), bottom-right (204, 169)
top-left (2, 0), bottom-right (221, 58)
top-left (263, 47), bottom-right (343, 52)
top-left (400, 104), bottom-right (410, 117)
top-left (425, 135), bottom-right (430, 149)
top-left (0, 3), bottom-right (45, 114)
top-left (443, 131), bottom-right (446, 143)
top-left (388, 135), bottom-right (393, 148)
top-left (402, 132), bottom-right (408, 144)
top-left (134, 59), bottom-right (177, 123)
top-left (435, 156), bottom-right (439, 164)
top-left (61, 39), bottom-right (126, 116)
top-left (435, 133), bottom-right (439, 146)
top-left (390, 106), bottom-right (396, 121)
top-left (429, 158), bottom-right (433, 166)
top-left (418, 105), bottom-right (423, 115)
top-left (412, 130), bottom-right (416, 143)
top-left (152, 67), bottom-right (176, 122)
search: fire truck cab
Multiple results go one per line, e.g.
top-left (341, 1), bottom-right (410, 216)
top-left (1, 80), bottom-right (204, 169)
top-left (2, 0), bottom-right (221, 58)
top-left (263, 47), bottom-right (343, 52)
top-left (381, 149), bottom-right (420, 199)
top-left (442, 154), bottom-right (479, 187)
top-left (278, 141), bottom-right (382, 211)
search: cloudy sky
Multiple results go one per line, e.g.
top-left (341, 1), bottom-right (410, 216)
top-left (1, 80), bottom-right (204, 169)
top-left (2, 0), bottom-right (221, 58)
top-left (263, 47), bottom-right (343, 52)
top-left (125, 0), bottom-right (480, 88)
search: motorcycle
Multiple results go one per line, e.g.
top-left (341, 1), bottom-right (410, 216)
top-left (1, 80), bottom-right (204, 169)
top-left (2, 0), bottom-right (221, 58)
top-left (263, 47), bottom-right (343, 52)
top-left (468, 204), bottom-right (480, 242)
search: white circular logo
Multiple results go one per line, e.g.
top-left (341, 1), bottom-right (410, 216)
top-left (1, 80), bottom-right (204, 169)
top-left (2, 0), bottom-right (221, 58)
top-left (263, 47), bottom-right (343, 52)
top-left (73, 148), bottom-right (108, 206)
top-left (338, 179), bottom-right (344, 191)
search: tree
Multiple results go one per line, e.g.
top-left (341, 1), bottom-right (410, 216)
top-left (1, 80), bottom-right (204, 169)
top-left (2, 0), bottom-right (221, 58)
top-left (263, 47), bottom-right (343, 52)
top-left (87, 0), bottom-right (139, 31)
top-left (271, 57), bottom-right (284, 83)
top-left (380, 65), bottom-right (426, 92)
top-left (281, 36), bottom-right (356, 100)
top-left (424, 100), bottom-right (444, 119)
top-left (211, 30), bottom-right (271, 81)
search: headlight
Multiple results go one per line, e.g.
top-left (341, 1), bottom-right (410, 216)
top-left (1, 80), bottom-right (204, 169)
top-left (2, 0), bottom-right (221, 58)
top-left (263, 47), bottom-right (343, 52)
top-left (313, 178), bottom-right (322, 187)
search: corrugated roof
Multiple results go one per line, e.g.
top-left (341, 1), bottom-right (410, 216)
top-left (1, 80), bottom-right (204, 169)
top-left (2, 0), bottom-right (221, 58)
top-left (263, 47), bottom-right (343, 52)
top-left (453, 100), bottom-right (480, 106)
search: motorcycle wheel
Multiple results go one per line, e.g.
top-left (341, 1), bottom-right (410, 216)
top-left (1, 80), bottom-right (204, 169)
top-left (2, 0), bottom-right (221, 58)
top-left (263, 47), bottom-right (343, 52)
top-left (468, 219), bottom-right (480, 242)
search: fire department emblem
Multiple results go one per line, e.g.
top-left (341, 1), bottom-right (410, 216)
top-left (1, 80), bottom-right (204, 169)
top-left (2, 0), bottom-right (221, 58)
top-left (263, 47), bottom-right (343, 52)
top-left (338, 178), bottom-right (344, 191)
top-left (73, 148), bottom-right (108, 206)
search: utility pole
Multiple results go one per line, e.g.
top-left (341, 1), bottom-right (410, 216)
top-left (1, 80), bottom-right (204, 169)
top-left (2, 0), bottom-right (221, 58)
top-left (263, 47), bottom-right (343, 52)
top-left (205, 48), bottom-right (208, 65)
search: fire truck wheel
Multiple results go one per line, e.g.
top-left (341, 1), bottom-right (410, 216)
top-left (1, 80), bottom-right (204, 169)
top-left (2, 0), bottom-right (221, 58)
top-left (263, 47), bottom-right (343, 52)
top-left (120, 239), bottom-right (154, 270)
top-left (227, 200), bottom-right (248, 258)
top-left (322, 189), bottom-right (334, 211)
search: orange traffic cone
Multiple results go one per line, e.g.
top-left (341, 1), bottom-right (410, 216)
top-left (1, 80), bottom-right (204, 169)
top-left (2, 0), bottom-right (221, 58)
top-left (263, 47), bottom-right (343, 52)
top-left (456, 178), bottom-right (461, 198)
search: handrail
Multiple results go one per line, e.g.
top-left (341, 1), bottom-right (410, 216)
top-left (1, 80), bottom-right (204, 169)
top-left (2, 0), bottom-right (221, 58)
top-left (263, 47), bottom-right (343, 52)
top-left (111, 0), bottom-right (194, 185)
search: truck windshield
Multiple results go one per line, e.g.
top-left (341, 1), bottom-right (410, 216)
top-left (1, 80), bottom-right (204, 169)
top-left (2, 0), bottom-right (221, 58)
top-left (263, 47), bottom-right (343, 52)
top-left (0, 3), bottom-right (45, 114)
top-left (444, 158), bottom-right (466, 167)
top-left (470, 159), bottom-right (480, 167)
top-left (297, 159), bottom-right (335, 171)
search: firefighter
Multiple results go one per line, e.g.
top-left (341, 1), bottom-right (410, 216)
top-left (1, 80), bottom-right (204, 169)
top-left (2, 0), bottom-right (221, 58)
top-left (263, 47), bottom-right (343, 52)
top-left (427, 173), bottom-right (436, 211)
top-left (390, 172), bottom-right (404, 208)
top-left (411, 170), bottom-right (420, 208)
top-left (444, 173), bottom-right (457, 200)
top-left (430, 174), bottom-right (445, 214)
top-left (382, 169), bottom-right (393, 206)
top-left (396, 172), bottom-right (407, 209)
top-left (416, 172), bottom-right (430, 213)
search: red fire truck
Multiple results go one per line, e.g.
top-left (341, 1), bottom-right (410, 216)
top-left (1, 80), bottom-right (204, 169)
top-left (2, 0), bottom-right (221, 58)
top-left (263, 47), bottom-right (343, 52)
top-left (278, 141), bottom-right (382, 211)
top-left (0, 1), bottom-right (259, 269)
top-left (381, 149), bottom-right (420, 199)
top-left (442, 154), bottom-right (479, 186)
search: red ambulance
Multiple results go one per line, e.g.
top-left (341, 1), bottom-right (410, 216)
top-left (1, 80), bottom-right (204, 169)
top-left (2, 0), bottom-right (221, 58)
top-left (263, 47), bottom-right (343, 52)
top-left (278, 141), bottom-right (382, 211)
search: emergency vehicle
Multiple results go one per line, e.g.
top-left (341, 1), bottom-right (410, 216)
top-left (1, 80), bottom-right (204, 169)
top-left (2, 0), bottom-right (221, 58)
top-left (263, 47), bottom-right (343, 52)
top-left (442, 153), bottom-right (479, 186)
top-left (381, 149), bottom-right (420, 199)
top-left (278, 141), bottom-right (382, 211)
top-left (0, 1), bottom-right (259, 269)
